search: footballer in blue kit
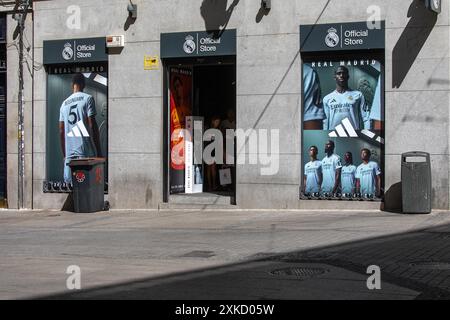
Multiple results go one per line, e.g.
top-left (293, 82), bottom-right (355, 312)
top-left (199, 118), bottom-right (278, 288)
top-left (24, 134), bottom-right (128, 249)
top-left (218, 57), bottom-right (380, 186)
top-left (321, 140), bottom-right (342, 195)
top-left (356, 148), bottom-right (381, 197)
top-left (303, 64), bottom-right (325, 129)
top-left (303, 146), bottom-right (322, 195)
top-left (341, 152), bottom-right (357, 195)
top-left (59, 73), bottom-right (102, 184)
top-left (323, 66), bottom-right (368, 131)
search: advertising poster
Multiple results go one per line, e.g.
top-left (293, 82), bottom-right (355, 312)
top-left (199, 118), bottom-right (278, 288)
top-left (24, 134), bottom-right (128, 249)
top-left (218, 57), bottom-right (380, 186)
top-left (302, 58), bottom-right (384, 200)
top-left (169, 67), bottom-right (193, 194)
top-left (185, 116), bottom-right (204, 194)
top-left (46, 65), bottom-right (108, 191)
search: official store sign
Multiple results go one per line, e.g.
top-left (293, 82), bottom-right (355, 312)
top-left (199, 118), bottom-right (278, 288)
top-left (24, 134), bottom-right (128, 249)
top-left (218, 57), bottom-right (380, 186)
top-left (160, 29), bottom-right (236, 58)
top-left (300, 21), bottom-right (385, 52)
top-left (43, 37), bottom-right (108, 65)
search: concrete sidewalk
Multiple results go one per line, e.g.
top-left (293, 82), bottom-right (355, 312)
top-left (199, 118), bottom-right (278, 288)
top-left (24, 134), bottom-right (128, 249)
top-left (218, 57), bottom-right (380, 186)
top-left (1, 209), bottom-right (450, 299)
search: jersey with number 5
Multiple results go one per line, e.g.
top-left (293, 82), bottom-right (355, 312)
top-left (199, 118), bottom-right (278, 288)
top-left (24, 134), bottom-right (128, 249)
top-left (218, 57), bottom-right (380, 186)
top-left (59, 91), bottom-right (97, 159)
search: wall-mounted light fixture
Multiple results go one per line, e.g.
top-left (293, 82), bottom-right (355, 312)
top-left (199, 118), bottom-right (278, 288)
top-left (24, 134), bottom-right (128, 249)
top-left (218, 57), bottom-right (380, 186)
top-left (127, 1), bottom-right (137, 19)
top-left (262, 0), bottom-right (271, 10)
top-left (425, 0), bottom-right (441, 14)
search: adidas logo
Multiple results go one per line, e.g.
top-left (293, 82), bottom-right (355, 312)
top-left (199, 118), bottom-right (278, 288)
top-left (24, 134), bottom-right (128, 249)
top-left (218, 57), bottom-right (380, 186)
top-left (328, 118), bottom-right (358, 138)
top-left (361, 129), bottom-right (384, 144)
top-left (328, 117), bottom-right (385, 145)
top-left (67, 121), bottom-right (90, 138)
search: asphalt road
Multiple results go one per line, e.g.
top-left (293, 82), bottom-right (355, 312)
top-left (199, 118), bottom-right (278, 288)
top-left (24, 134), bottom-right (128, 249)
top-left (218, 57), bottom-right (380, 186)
top-left (1, 209), bottom-right (450, 299)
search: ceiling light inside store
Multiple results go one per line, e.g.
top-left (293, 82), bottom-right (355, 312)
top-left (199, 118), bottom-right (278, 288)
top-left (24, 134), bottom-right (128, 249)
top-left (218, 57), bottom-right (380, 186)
top-left (94, 74), bottom-right (108, 86)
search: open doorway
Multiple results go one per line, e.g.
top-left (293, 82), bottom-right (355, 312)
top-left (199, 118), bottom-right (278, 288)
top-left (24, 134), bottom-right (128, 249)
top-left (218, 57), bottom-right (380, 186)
top-left (194, 64), bottom-right (236, 195)
top-left (165, 57), bottom-right (236, 203)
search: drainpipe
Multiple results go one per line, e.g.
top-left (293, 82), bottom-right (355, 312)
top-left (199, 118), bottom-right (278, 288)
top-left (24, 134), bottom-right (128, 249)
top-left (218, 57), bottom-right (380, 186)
top-left (13, 0), bottom-right (31, 209)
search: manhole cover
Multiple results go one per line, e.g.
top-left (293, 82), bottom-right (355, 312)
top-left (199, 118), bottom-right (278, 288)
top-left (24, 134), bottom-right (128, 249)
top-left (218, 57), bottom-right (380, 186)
top-left (179, 251), bottom-right (215, 258)
top-left (423, 231), bottom-right (450, 239)
top-left (435, 233), bottom-right (450, 240)
top-left (248, 252), bottom-right (278, 260)
top-left (276, 252), bottom-right (338, 262)
top-left (270, 267), bottom-right (328, 279)
top-left (410, 262), bottom-right (450, 270)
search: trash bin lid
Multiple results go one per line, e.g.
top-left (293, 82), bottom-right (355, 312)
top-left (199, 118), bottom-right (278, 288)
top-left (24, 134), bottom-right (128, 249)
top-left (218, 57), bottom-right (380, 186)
top-left (402, 151), bottom-right (430, 163)
top-left (68, 157), bottom-right (106, 167)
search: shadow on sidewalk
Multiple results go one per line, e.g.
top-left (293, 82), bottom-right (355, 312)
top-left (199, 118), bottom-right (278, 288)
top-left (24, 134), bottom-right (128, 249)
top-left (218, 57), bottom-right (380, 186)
top-left (36, 219), bottom-right (450, 300)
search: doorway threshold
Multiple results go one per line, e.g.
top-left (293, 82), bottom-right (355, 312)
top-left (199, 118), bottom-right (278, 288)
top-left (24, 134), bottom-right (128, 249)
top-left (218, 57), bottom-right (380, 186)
top-left (160, 192), bottom-right (236, 210)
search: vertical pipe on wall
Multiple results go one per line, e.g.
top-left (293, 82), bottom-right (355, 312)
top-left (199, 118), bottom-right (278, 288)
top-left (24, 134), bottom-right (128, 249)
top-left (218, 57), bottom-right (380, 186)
top-left (14, 0), bottom-right (31, 209)
top-left (17, 10), bottom-right (24, 209)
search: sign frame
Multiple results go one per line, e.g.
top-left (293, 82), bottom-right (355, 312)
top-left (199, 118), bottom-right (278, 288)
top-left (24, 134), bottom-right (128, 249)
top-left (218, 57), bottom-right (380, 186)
top-left (43, 37), bottom-right (108, 65)
top-left (300, 21), bottom-right (385, 53)
top-left (160, 29), bottom-right (236, 59)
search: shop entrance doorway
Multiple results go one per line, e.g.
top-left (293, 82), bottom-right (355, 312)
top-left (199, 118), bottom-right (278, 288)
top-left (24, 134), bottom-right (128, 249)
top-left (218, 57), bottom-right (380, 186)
top-left (164, 56), bottom-right (236, 204)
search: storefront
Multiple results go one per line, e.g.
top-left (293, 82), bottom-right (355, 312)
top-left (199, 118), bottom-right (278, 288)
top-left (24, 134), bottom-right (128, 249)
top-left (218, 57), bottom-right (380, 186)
top-left (161, 30), bottom-right (237, 205)
top-left (42, 37), bottom-right (109, 196)
top-left (2, 0), bottom-right (448, 210)
top-left (300, 22), bottom-right (385, 202)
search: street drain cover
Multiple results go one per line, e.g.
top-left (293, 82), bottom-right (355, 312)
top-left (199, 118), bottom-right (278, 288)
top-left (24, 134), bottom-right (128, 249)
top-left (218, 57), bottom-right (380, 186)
top-left (410, 262), bottom-right (450, 270)
top-left (270, 267), bottom-right (328, 279)
top-left (180, 251), bottom-right (216, 258)
top-left (279, 252), bottom-right (338, 261)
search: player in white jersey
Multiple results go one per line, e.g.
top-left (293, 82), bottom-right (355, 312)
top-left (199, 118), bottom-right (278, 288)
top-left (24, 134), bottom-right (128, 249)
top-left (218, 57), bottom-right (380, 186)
top-left (303, 64), bottom-right (325, 129)
top-left (356, 148), bottom-right (381, 198)
top-left (323, 66), bottom-right (368, 131)
top-left (341, 152), bottom-right (357, 195)
top-left (59, 73), bottom-right (101, 184)
top-left (321, 140), bottom-right (342, 195)
top-left (303, 146), bottom-right (322, 195)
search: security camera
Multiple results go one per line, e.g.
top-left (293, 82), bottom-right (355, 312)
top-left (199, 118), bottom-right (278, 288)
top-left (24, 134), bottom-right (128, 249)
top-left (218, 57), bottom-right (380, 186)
top-left (425, 0), bottom-right (441, 14)
top-left (127, 3), bottom-right (137, 19)
top-left (262, 0), bottom-right (271, 9)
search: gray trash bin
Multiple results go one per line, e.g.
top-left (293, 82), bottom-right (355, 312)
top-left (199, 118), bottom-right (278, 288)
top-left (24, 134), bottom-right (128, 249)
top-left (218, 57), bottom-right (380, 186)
top-left (69, 158), bottom-right (105, 213)
top-left (401, 152), bottom-right (431, 214)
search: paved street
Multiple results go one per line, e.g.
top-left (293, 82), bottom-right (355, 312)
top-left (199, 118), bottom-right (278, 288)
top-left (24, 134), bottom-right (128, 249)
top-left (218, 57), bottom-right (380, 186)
top-left (1, 209), bottom-right (450, 299)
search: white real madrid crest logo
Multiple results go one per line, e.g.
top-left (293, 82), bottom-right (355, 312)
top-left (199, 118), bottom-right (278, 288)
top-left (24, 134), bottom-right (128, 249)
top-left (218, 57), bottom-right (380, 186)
top-left (62, 42), bottom-right (74, 61)
top-left (183, 35), bottom-right (196, 54)
top-left (325, 28), bottom-right (339, 48)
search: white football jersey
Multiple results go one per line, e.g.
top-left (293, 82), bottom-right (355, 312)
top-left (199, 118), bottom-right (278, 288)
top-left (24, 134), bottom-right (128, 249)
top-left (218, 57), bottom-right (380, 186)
top-left (59, 92), bottom-right (97, 159)
top-left (321, 154), bottom-right (342, 193)
top-left (323, 90), bottom-right (367, 130)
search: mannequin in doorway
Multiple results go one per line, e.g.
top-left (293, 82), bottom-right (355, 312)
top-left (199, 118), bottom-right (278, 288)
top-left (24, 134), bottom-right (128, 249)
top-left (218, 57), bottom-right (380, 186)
top-left (205, 115), bottom-right (221, 192)
top-left (221, 109), bottom-right (236, 131)
top-left (220, 109), bottom-right (236, 192)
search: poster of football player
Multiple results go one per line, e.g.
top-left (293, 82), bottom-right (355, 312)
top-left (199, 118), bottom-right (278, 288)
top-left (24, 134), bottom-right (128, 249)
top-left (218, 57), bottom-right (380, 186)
top-left (169, 67), bottom-right (193, 194)
top-left (46, 65), bottom-right (108, 191)
top-left (301, 59), bottom-right (383, 201)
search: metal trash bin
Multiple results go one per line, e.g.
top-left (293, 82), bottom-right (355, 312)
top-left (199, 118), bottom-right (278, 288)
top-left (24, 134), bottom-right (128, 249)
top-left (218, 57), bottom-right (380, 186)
top-left (69, 158), bottom-right (106, 213)
top-left (401, 152), bottom-right (432, 214)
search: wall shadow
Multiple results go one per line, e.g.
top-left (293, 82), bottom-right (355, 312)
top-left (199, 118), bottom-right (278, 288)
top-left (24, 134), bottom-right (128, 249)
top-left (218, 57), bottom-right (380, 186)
top-left (200, 0), bottom-right (240, 38)
top-left (124, 16), bottom-right (136, 31)
top-left (255, 5), bottom-right (270, 23)
top-left (61, 193), bottom-right (74, 212)
top-left (392, 0), bottom-right (438, 88)
top-left (381, 182), bottom-right (403, 213)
